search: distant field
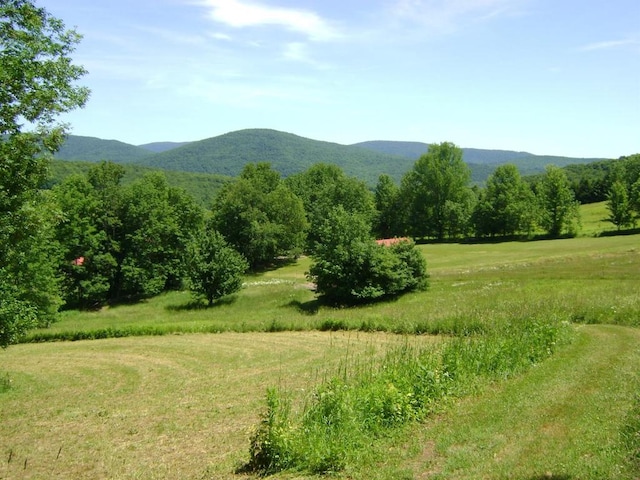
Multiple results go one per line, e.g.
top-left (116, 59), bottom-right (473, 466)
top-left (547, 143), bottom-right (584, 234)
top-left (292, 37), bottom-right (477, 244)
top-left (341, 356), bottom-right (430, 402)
top-left (25, 232), bottom-right (640, 342)
top-left (2, 232), bottom-right (639, 479)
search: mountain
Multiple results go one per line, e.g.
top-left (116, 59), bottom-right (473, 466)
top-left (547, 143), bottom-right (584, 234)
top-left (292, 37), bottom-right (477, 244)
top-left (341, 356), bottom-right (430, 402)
top-left (354, 140), bottom-right (604, 168)
top-left (138, 141), bottom-right (191, 153)
top-left (52, 130), bottom-right (609, 186)
top-left (134, 129), bottom-right (415, 185)
top-left (54, 135), bottom-right (153, 163)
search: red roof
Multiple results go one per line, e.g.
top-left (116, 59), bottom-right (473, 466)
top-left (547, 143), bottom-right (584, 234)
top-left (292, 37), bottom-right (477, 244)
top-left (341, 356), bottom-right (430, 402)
top-left (375, 237), bottom-right (409, 247)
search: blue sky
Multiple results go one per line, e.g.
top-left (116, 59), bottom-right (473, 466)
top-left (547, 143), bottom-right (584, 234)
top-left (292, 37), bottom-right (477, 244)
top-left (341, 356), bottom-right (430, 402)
top-left (40, 0), bottom-right (639, 158)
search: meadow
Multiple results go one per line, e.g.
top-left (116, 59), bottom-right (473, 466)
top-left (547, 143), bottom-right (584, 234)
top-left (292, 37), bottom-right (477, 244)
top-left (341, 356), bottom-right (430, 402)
top-left (1, 202), bottom-right (639, 479)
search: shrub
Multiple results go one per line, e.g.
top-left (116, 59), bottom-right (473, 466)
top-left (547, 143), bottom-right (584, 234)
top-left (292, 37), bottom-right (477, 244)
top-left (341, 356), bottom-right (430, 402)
top-left (307, 207), bottom-right (428, 305)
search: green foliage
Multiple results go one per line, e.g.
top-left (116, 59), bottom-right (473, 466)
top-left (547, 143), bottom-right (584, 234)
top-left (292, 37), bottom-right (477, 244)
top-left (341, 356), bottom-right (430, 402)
top-left (374, 174), bottom-right (405, 238)
top-left (286, 163), bottom-right (376, 251)
top-left (213, 163), bottom-right (308, 269)
top-left (48, 159), bottom-right (232, 207)
top-left (0, 0), bottom-right (88, 346)
top-left (118, 172), bottom-right (204, 297)
top-left (53, 163), bottom-right (204, 307)
top-left (473, 164), bottom-right (537, 237)
top-left (247, 317), bottom-right (573, 475)
top-left (400, 142), bottom-right (472, 240)
top-left (186, 226), bottom-right (248, 306)
top-left (308, 207), bottom-right (428, 305)
top-left (607, 180), bottom-right (635, 230)
top-left (537, 165), bottom-right (581, 237)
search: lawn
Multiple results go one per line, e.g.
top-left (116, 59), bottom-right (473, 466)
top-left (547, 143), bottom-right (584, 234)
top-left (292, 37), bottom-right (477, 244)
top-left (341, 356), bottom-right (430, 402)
top-left (2, 231), bottom-right (639, 479)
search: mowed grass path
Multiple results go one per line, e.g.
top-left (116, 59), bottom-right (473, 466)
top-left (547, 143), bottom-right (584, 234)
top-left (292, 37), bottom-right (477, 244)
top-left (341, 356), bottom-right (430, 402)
top-left (0, 331), bottom-right (430, 479)
top-left (397, 324), bottom-right (640, 480)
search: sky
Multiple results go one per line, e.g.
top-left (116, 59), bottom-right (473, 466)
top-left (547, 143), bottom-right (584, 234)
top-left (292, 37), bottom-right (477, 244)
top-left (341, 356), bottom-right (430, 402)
top-left (39, 0), bottom-right (639, 158)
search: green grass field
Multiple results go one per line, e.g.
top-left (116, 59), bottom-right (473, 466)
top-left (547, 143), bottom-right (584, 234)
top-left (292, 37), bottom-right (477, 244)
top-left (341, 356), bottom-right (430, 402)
top-left (1, 213), bottom-right (639, 479)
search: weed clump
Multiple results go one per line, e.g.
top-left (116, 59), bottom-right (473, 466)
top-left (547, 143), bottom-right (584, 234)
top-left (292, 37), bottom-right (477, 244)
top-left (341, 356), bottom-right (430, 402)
top-left (247, 317), bottom-right (573, 475)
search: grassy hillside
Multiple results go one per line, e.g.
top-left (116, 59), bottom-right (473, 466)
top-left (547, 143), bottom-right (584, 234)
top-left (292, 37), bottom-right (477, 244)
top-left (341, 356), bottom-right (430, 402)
top-left (3, 233), bottom-right (639, 479)
top-left (47, 160), bottom-right (231, 207)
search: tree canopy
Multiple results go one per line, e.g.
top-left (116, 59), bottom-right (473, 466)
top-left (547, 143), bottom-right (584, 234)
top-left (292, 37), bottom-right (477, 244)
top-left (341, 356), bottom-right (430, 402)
top-left (1, 0), bottom-right (89, 347)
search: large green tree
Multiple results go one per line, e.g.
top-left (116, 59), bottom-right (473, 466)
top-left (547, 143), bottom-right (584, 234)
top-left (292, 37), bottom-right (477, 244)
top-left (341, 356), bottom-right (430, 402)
top-left (186, 223), bottom-right (248, 307)
top-left (116, 172), bottom-right (204, 300)
top-left (213, 163), bottom-right (307, 269)
top-left (400, 142), bottom-right (472, 240)
top-left (537, 165), bottom-right (580, 237)
top-left (1, 0), bottom-right (89, 346)
top-left (473, 164), bottom-right (537, 237)
top-left (373, 173), bottom-right (405, 239)
top-left (286, 163), bottom-right (375, 251)
top-left (54, 165), bottom-right (204, 307)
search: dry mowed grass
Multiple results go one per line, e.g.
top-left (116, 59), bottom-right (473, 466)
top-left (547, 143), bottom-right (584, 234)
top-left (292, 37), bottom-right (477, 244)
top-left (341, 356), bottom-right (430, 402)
top-left (0, 331), bottom-right (433, 479)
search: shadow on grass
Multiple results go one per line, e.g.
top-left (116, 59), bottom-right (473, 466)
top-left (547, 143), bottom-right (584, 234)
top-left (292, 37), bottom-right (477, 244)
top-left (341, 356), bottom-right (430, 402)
top-left (165, 294), bottom-right (238, 312)
top-left (244, 257), bottom-right (300, 277)
top-left (597, 226), bottom-right (640, 237)
top-left (285, 298), bottom-right (320, 315)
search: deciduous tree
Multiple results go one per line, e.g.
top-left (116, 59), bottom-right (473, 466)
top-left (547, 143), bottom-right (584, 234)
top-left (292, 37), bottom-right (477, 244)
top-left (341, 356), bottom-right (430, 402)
top-left (213, 163), bottom-right (307, 269)
top-left (537, 165), bottom-right (580, 237)
top-left (308, 207), bottom-right (428, 305)
top-left (286, 163), bottom-right (375, 251)
top-left (187, 224), bottom-right (248, 307)
top-left (400, 142), bottom-right (472, 240)
top-left (1, 0), bottom-right (88, 346)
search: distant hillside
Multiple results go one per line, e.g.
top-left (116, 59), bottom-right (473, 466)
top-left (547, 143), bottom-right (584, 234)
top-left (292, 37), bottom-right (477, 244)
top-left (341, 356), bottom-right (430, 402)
top-left (354, 140), bottom-right (605, 171)
top-left (134, 129), bottom-right (414, 185)
top-left (53, 131), bottom-right (609, 187)
top-left (138, 141), bottom-right (190, 153)
top-left (47, 160), bottom-right (231, 207)
top-left (54, 135), bottom-right (153, 163)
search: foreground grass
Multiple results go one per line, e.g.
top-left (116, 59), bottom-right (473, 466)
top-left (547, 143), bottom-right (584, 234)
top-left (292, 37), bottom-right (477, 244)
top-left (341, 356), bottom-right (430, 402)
top-left (379, 324), bottom-right (640, 480)
top-left (0, 331), bottom-right (425, 479)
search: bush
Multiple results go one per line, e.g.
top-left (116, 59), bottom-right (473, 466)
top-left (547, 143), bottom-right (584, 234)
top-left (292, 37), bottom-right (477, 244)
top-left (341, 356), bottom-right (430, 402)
top-left (307, 207), bottom-right (428, 305)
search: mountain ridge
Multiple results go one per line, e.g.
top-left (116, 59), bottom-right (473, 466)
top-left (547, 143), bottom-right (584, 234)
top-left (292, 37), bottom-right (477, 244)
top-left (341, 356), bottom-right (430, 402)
top-left (53, 129), bottom-right (608, 185)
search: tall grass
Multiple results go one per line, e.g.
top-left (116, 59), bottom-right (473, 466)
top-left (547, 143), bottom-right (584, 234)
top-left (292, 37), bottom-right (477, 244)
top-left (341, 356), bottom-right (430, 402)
top-left (246, 315), bottom-right (574, 475)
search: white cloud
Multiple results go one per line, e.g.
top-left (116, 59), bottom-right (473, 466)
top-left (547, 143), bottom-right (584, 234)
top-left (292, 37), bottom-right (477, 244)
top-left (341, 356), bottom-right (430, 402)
top-left (197, 0), bottom-right (341, 41)
top-left (579, 38), bottom-right (640, 52)
top-left (387, 0), bottom-right (527, 32)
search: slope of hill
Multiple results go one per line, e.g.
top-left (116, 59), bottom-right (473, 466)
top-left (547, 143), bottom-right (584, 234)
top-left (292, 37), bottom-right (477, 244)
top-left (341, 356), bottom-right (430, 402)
top-left (134, 129), bottom-right (415, 185)
top-left (47, 160), bottom-right (231, 207)
top-left (138, 141), bottom-right (190, 153)
top-left (52, 131), bottom-right (610, 187)
top-left (54, 135), bottom-right (153, 163)
top-left (354, 140), bottom-right (606, 169)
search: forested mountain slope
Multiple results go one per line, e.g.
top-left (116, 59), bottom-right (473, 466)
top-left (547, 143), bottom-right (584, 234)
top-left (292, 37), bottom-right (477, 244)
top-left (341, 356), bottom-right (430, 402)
top-left (54, 135), bottom-right (153, 163)
top-left (52, 130), bottom-right (610, 186)
top-left (47, 160), bottom-right (231, 206)
top-left (134, 129), bottom-right (414, 185)
top-left (354, 140), bottom-right (606, 174)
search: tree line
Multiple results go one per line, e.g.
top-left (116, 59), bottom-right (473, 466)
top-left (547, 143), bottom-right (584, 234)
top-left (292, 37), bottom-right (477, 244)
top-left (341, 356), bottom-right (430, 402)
top-left (2, 0), bottom-right (639, 347)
